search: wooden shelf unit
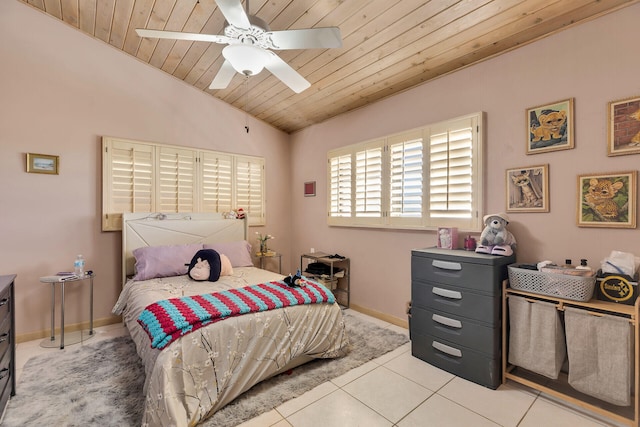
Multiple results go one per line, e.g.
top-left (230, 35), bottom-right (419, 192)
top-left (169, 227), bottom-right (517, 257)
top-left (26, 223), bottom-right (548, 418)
top-left (502, 280), bottom-right (639, 427)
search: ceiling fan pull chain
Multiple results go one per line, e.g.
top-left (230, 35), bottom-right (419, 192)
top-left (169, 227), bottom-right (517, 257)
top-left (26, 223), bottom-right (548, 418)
top-left (245, 76), bottom-right (250, 133)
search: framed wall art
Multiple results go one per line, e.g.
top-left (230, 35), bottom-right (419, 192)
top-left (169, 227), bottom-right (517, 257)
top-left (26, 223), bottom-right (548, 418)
top-left (26, 153), bottom-right (59, 175)
top-left (577, 171), bottom-right (636, 228)
top-left (526, 98), bottom-right (574, 154)
top-left (506, 164), bottom-right (549, 213)
top-left (607, 95), bottom-right (640, 156)
top-left (304, 181), bottom-right (316, 197)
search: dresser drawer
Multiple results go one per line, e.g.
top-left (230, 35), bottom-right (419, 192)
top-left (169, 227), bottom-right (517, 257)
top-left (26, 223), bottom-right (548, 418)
top-left (411, 330), bottom-right (501, 389)
top-left (0, 346), bottom-right (11, 411)
top-left (411, 305), bottom-right (500, 356)
top-left (0, 289), bottom-right (10, 326)
top-left (411, 249), bottom-right (514, 296)
top-left (0, 317), bottom-right (10, 364)
top-left (412, 280), bottom-right (500, 325)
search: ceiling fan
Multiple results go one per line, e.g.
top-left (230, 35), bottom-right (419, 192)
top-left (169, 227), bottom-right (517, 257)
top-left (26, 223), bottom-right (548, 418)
top-left (136, 0), bottom-right (342, 93)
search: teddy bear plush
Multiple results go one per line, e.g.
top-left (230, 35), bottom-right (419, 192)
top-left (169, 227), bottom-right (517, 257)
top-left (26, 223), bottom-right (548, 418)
top-left (476, 212), bottom-right (516, 256)
top-left (187, 249), bottom-right (233, 281)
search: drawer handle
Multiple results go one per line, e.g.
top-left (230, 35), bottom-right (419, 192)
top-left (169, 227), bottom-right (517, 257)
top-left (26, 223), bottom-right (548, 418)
top-left (0, 368), bottom-right (8, 380)
top-left (0, 299), bottom-right (7, 307)
top-left (432, 340), bottom-right (462, 357)
top-left (432, 287), bottom-right (462, 300)
top-left (432, 260), bottom-right (462, 271)
top-left (0, 333), bottom-right (8, 343)
top-left (432, 314), bottom-right (462, 329)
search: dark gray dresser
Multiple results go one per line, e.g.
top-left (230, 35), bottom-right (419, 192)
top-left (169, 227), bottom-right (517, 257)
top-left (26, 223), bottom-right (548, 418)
top-left (411, 248), bottom-right (514, 389)
top-left (0, 275), bottom-right (15, 416)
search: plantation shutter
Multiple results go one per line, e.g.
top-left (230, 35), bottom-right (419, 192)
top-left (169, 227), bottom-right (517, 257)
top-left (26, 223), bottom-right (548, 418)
top-left (355, 143), bottom-right (383, 221)
top-left (389, 131), bottom-right (423, 223)
top-left (102, 137), bottom-right (267, 231)
top-left (328, 153), bottom-right (352, 220)
top-left (326, 112), bottom-right (482, 230)
top-left (429, 116), bottom-right (475, 221)
top-left (200, 152), bottom-right (233, 214)
top-left (235, 155), bottom-right (265, 226)
top-left (102, 138), bottom-right (154, 231)
top-left (157, 146), bottom-right (197, 213)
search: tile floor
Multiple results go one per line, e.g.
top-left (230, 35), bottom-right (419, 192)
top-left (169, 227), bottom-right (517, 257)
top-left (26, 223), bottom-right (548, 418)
top-left (13, 310), bottom-right (624, 427)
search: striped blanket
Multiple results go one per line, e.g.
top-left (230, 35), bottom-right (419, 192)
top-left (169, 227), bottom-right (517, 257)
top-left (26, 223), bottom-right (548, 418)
top-left (138, 279), bottom-right (335, 349)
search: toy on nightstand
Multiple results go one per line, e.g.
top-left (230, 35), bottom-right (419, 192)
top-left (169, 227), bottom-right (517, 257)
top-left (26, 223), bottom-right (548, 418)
top-left (476, 212), bottom-right (517, 256)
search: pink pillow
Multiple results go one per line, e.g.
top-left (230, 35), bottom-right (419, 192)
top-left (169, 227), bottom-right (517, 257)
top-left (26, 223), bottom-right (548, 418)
top-left (133, 243), bottom-right (203, 281)
top-left (204, 241), bottom-right (253, 267)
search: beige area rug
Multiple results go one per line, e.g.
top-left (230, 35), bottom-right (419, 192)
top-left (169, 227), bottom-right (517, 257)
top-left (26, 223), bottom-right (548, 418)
top-left (3, 312), bottom-right (409, 426)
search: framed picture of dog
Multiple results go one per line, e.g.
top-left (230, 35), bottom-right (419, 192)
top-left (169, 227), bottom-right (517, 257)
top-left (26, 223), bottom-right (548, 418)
top-left (506, 164), bottom-right (549, 213)
top-left (607, 95), bottom-right (640, 156)
top-left (526, 98), bottom-right (574, 154)
top-left (577, 171), bottom-right (636, 228)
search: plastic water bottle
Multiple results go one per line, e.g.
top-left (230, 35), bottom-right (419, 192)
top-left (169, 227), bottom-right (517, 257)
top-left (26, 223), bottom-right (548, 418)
top-left (74, 255), bottom-right (85, 277)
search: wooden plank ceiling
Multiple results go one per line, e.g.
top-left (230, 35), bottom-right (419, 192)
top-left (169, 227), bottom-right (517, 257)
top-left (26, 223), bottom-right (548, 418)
top-left (21, 0), bottom-right (638, 133)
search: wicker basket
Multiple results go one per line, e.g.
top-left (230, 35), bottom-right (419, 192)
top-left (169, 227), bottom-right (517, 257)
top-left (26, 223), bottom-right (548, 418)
top-left (508, 264), bottom-right (596, 302)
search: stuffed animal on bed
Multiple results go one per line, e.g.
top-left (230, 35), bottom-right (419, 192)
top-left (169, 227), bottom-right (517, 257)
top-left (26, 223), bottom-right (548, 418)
top-left (187, 249), bottom-right (233, 282)
top-left (283, 269), bottom-right (305, 287)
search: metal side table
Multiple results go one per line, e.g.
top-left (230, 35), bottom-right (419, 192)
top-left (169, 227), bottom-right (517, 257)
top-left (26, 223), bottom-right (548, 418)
top-left (39, 273), bottom-right (95, 349)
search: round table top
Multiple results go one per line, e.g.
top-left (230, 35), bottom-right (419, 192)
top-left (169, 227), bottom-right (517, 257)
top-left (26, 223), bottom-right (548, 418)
top-left (39, 273), bottom-right (94, 283)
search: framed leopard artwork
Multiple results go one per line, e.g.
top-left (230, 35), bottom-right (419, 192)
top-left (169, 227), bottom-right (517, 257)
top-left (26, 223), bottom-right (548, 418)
top-left (578, 171), bottom-right (637, 228)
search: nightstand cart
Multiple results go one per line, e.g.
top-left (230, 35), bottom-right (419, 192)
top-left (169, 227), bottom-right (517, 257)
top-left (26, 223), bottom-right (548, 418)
top-left (300, 252), bottom-right (350, 308)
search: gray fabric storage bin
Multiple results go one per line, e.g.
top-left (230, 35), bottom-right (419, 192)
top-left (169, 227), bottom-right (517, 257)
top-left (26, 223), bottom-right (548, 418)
top-left (508, 295), bottom-right (566, 379)
top-left (565, 307), bottom-right (633, 406)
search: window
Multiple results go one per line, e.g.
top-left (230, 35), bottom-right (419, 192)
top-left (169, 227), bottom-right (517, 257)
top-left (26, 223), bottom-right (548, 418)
top-left (327, 112), bottom-right (483, 231)
top-left (102, 137), bottom-right (265, 231)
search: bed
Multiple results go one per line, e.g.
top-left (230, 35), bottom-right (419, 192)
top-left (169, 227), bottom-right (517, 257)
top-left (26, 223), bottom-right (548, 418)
top-left (112, 213), bottom-right (349, 427)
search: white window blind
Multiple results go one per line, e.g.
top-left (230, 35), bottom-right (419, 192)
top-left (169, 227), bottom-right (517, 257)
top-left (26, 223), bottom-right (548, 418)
top-left (355, 144), bottom-right (383, 219)
top-left (327, 113), bottom-right (483, 231)
top-left (389, 131), bottom-right (423, 221)
top-left (200, 152), bottom-right (233, 214)
top-left (235, 156), bottom-right (265, 226)
top-left (429, 118), bottom-right (474, 220)
top-left (329, 153), bottom-right (352, 219)
top-left (102, 138), bottom-right (154, 231)
top-left (157, 146), bottom-right (197, 213)
top-left (102, 137), bottom-right (266, 231)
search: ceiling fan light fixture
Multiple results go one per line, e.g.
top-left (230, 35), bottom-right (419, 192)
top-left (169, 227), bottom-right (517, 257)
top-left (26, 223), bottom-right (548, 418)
top-left (222, 44), bottom-right (269, 76)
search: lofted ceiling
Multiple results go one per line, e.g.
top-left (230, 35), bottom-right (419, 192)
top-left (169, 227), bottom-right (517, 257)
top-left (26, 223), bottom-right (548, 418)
top-left (21, 0), bottom-right (638, 134)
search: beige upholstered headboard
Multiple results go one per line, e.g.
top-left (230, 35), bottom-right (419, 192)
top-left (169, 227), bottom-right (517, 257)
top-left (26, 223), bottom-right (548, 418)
top-left (122, 212), bottom-right (247, 286)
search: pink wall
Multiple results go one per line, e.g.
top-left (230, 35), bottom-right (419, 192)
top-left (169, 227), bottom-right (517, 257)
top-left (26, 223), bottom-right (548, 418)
top-left (0, 1), bottom-right (291, 337)
top-left (290, 4), bottom-right (640, 323)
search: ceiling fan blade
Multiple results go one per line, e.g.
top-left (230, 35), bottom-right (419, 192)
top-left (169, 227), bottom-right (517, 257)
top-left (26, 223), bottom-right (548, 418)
top-left (209, 60), bottom-right (237, 89)
top-left (263, 51), bottom-right (311, 93)
top-left (136, 29), bottom-right (231, 44)
top-left (216, 0), bottom-right (251, 29)
top-left (267, 27), bottom-right (342, 50)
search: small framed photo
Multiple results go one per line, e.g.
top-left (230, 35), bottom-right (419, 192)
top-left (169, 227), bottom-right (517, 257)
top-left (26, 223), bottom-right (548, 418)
top-left (577, 171), bottom-right (636, 228)
top-left (26, 153), bottom-right (59, 175)
top-left (437, 227), bottom-right (458, 249)
top-left (526, 98), bottom-right (574, 154)
top-left (506, 164), bottom-right (549, 213)
top-left (304, 181), bottom-right (316, 197)
top-left (607, 95), bottom-right (640, 156)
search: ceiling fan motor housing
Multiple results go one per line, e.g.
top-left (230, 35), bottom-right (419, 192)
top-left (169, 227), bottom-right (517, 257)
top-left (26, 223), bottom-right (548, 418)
top-left (224, 15), bottom-right (277, 49)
